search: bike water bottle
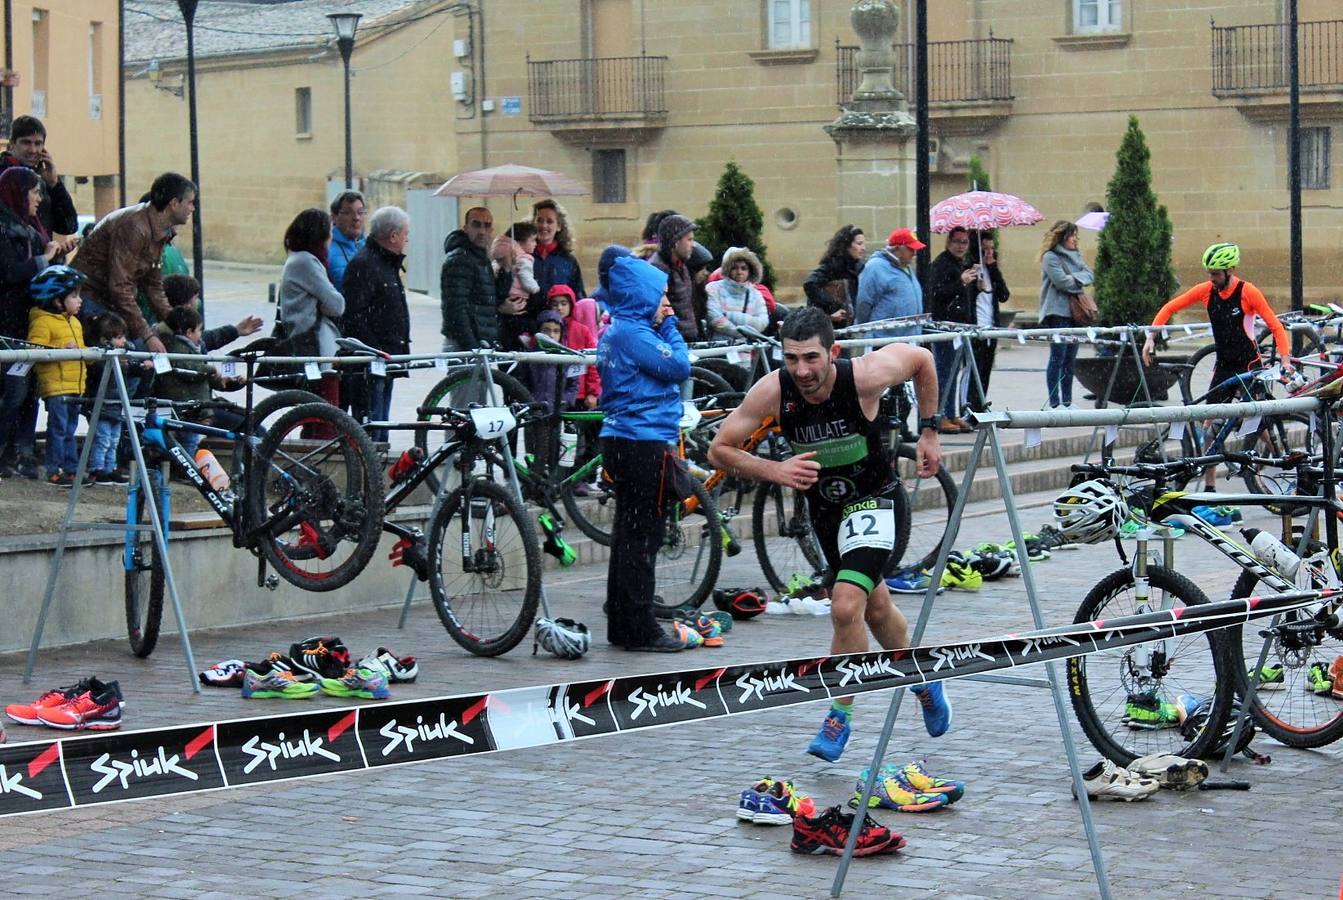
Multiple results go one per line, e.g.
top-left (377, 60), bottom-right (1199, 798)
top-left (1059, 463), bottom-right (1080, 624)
top-left (194, 448), bottom-right (231, 492)
top-left (558, 424), bottom-right (578, 468)
top-left (387, 446), bottom-right (425, 484)
top-left (1242, 528), bottom-right (1301, 578)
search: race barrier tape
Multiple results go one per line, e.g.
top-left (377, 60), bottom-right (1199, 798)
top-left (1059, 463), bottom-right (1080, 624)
top-left (0, 588), bottom-right (1329, 818)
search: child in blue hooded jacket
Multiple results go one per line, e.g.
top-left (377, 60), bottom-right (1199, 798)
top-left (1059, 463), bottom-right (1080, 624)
top-left (596, 256), bottom-right (691, 652)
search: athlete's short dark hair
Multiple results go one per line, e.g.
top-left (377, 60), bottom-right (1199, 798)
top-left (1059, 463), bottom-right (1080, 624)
top-left (779, 306), bottom-right (834, 349)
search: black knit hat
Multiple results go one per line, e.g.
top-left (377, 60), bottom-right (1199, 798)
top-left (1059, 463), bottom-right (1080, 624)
top-left (657, 214), bottom-right (695, 248)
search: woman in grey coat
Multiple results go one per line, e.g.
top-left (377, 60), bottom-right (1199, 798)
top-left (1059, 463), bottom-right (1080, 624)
top-left (1038, 220), bottom-right (1094, 408)
top-left (279, 207), bottom-right (345, 409)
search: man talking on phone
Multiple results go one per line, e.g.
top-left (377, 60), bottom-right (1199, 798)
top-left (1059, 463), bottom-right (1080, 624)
top-left (0, 115), bottom-right (78, 238)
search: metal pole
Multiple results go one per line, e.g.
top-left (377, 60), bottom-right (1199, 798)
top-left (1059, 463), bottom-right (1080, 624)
top-left (1287, 0), bottom-right (1303, 347)
top-left (914, 0), bottom-right (930, 279)
top-left (178, 0), bottom-right (204, 293)
top-left (118, 0), bottom-right (126, 207)
top-left (340, 46), bottom-right (353, 188)
top-left (2, 0), bottom-right (12, 138)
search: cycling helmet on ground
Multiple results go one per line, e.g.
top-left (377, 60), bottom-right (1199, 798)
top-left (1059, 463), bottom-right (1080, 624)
top-left (1054, 480), bottom-right (1130, 545)
top-left (1180, 696), bottom-right (1257, 758)
top-left (1200, 242), bottom-right (1240, 271)
top-left (533, 617), bottom-right (591, 660)
top-left (30, 264), bottom-right (86, 303)
top-left (713, 587), bottom-right (767, 621)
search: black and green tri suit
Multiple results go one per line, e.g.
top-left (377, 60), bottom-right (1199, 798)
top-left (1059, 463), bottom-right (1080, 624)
top-left (778, 357), bottom-right (897, 594)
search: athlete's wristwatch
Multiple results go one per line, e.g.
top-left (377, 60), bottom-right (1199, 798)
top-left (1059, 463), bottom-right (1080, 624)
top-left (917, 415), bottom-right (942, 433)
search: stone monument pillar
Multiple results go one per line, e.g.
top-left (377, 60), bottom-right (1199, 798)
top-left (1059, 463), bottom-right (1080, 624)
top-left (825, 0), bottom-right (918, 240)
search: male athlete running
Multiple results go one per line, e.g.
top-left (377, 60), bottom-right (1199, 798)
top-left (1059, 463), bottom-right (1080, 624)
top-left (708, 306), bottom-right (951, 761)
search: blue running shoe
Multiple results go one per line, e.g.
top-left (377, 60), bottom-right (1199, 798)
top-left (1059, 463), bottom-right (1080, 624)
top-left (911, 682), bottom-right (952, 737)
top-left (1191, 505), bottom-right (1234, 527)
top-left (884, 569), bottom-right (945, 595)
top-left (807, 706), bottom-right (852, 762)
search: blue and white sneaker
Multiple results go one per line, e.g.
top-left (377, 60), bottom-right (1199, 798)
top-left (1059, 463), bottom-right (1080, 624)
top-left (1191, 505), bottom-right (1235, 527)
top-left (737, 777), bottom-right (815, 825)
top-left (807, 706), bottom-right (852, 762)
top-left (911, 682), bottom-right (952, 737)
top-left (884, 569), bottom-right (945, 595)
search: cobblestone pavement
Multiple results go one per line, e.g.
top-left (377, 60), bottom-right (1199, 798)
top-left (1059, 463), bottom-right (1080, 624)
top-left (2, 489), bottom-right (1339, 900)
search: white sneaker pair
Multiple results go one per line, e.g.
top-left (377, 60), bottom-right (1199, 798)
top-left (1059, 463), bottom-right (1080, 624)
top-left (1074, 759), bottom-right (1160, 802)
top-left (1127, 752), bottom-right (1209, 790)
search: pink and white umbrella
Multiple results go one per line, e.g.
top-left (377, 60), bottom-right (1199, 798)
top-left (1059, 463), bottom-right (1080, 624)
top-left (929, 190), bottom-right (1044, 233)
top-left (1075, 210), bottom-right (1109, 231)
top-left (433, 164), bottom-right (587, 199)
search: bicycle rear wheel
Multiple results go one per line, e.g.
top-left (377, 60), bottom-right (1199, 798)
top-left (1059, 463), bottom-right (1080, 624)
top-left (560, 458), bottom-right (616, 546)
top-left (415, 367), bottom-right (534, 494)
top-left (245, 389), bottom-right (326, 434)
top-left (124, 465), bottom-right (167, 658)
top-left (1236, 414), bottom-right (1317, 512)
top-left (1067, 565), bottom-right (1233, 765)
top-left (650, 478), bottom-right (723, 617)
top-left (752, 481), bottom-right (827, 595)
top-left (429, 479), bottom-right (541, 656)
top-left (885, 443), bottom-right (954, 575)
top-left (249, 402), bottom-right (385, 591)
top-left (1224, 569), bottom-right (1343, 749)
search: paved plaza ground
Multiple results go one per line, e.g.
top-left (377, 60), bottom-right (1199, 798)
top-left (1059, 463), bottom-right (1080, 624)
top-left (1, 263), bottom-right (1338, 897)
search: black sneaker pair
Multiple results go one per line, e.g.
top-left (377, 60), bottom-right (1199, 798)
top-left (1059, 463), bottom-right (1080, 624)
top-left (288, 636), bottom-right (352, 680)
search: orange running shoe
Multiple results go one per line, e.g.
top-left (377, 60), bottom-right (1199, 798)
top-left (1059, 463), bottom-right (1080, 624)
top-left (5, 677), bottom-right (92, 725)
top-left (35, 679), bottom-right (123, 731)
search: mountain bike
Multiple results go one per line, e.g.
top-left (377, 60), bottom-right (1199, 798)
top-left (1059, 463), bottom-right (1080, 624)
top-left (122, 392), bottom-right (384, 657)
top-left (1065, 448), bottom-right (1343, 764)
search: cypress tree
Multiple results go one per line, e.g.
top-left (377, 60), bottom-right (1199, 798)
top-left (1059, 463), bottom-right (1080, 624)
top-left (1093, 116), bottom-right (1177, 327)
top-left (695, 160), bottom-right (776, 288)
top-left (965, 155), bottom-right (997, 244)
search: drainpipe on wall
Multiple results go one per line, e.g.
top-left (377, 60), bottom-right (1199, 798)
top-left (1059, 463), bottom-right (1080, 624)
top-left (2, 0), bottom-right (11, 139)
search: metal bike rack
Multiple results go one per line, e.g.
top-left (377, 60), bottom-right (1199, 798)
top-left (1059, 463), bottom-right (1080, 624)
top-left (25, 355), bottom-right (202, 693)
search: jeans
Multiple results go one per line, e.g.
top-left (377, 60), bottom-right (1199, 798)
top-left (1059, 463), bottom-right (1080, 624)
top-left (602, 437), bottom-right (671, 647)
top-left (932, 341), bottom-right (962, 419)
top-left (91, 418), bottom-right (123, 472)
top-left (1042, 314), bottom-right (1078, 407)
top-left (43, 394), bottom-right (80, 474)
top-left (348, 374), bottom-right (393, 444)
top-left (0, 369), bottom-right (37, 463)
top-left (967, 338), bottom-right (997, 413)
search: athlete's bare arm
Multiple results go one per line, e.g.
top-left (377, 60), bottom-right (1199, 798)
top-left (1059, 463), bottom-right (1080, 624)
top-left (852, 342), bottom-right (942, 477)
top-left (707, 372), bottom-right (821, 491)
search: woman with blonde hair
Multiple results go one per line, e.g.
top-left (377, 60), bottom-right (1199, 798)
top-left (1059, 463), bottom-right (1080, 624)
top-left (531, 198), bottom-right (585, 301)
top-left (1037, 219), bottom-right (1093, 408)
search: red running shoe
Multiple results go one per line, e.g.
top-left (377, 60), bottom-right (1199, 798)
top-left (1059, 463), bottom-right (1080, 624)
top-left (5, 677), bottom-right (92, 725)
top-left (36, 679), bottom-right (123, 731)
top-left (790, 805), bottom-right (905, 857)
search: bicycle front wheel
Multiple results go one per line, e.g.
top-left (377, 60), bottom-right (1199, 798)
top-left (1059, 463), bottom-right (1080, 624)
top-left (1067, 565), bottom-right (1233, 765)
top-left (124, 466), bottom-right (167, 658)
top-left (429, 479), bottom-right (541, 656)
top-left (1223, 569), bottom-right (1343, 749)
top-left (752, 481), bottom-right (827, 595)
top-left (886, 443), bottom-right (954, 575)
top-left (249, 402), bottom-right (385, 591)
top-left (650, 478), bottom-right (723, 616)
top-left (415, 367), bottom-right (534, 494)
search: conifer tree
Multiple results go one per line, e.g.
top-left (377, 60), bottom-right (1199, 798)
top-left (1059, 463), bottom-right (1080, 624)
top-left (966, 155), bottom-right (997, 244)
top-left (695, 160), bottom-right (775, 288)
top-left (1093, 116), bottom-right (1177, 327)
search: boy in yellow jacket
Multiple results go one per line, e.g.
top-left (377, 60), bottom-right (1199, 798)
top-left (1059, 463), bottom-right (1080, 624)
top-left (26, 266), bottom-right (87, 486)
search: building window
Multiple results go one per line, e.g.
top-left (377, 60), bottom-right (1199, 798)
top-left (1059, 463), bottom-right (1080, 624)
top-left (768, 0), bottom-right (811, 49)
top-left (1300, 127), bottom-right (1331, 191)
top-left (88, 22), bottom-right (103, 119)
top-left (295, 87), bottom-right (312, 137)
top-left (1073, 0), bottom-right (1121, 33)
top-left (593, 149), bottom-right (626, 204)
top-left (31, 8), bottom-right (49, 117)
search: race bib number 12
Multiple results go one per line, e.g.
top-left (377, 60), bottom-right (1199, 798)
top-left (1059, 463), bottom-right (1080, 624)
top-left (838, 498), bottom-right (896, 555)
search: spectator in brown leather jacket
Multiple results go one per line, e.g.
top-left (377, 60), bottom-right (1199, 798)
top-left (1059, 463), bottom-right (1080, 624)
top-left (71, 172), bottom-right (196, 354)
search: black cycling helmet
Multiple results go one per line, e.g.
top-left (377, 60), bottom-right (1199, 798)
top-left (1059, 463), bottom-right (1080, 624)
top-left (30, 264), bottom-right (85, 304)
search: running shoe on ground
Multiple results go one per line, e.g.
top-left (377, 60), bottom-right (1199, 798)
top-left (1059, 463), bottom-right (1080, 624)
top-left (784, 573), bottom-right (821, 598)
top-left (884, 569), bottom-right (944, 595)
top-left (881, 759), bottom-right (966, 803)
top-left (1210, 505), bottom-right (1242, 522)
top-left (1072, 759), bottom-right (1160, 802)
top-left (1004, 534), bottom-right (1051, 562)
top-left (365, 647), bottom-right (419, 683)
top-left (1331, 656), bottom-right (1343, 700)
top-left (670, 621), bottom-right (705, 649)
top-left (737, 778), bottom-right (815, 825)
top-left (36, 678), bottom-right (123, 730)
top-left (940, 553), bottom-right (983, 591)
top-left (702, 610), bottom-right (734, 633)
top-left (1191, 505), bottom-right (1235, 527)
top-left (1127, 752), bottom-right (1209, 790)
top-left (1036, 523), bottom-right (1079, 551)
top-left (1125, 691), bottom-right (1181, 729)
top-left (967, 550), bottom-right (1013, 581)
top-left (911, 682), bottom-right (952, 737)
top-left (1118, 518), bottom-right (1186, 539)
top-left (791, 805), bottom-right (904, 857)
top-left (319, 665), bottom-right (391, 700)
top-left (851, 770), bottom-right (948, 813)
top-left (1248, 663), bottom-right (1285, 691)
top-left (971, 542), bottom-right (1006, 556)
top-left (807, 705), bottom-right (852, 762)
top-left (690, 614), bottom-right (725, 647)
top-left (242, 661), bottom-right (321, 699)
top-left (5, 677), bottom-right (91, 725)
top-left (199, 659), bottom-right (245, 688)
top-left (289, 636), bottom-right (352, 681)
top-left (1305, 660), bottom-right (1334, 696)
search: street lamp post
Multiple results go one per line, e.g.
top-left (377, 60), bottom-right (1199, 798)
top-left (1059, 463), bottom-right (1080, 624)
top-left (327, 13), bottom-right (361, 190)
top-left (177, 0), bottom-right (203, 293)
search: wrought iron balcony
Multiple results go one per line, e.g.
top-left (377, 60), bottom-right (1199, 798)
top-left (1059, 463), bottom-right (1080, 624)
top-left (527, 55), bottom-right (667, 142)
top-left (1212, 19), bottom-right (1343, 94)
top-left (835, 37), bottom-right (1014, 109)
